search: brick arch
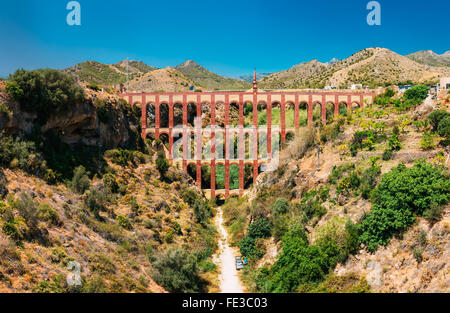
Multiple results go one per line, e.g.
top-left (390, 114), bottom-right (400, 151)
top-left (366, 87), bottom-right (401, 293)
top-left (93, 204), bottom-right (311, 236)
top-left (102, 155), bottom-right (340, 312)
top-left (124, 89), bottom-right (375, 199)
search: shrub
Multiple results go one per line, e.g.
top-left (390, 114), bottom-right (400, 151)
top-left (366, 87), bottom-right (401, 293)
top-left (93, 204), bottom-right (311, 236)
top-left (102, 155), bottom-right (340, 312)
top-left (315, 218), bottom-right (359, 266)
top-left (359, 166), bottom-right (381, 199)
top-left (103, 173), bottom-right (119, 194)
top-left (156, 154), bottom-right (170, 178)
top-left (37, 203), bottom-right (61, 226)
top-left (382, 149), bottom-right (393, 161)
top-left (116, 215), bottom-right (132, 230)
top-left (419, 131), bottom-right (436, 150)
top-left (151, 247), bottom-right (207, 293)
top-left (71, 166), bottom-right (90, 194)
top-left (437, 116), bottom-right (450, 139)
top-left (248, 217), bottom-right (272, 239)
top-left (359, 161), bottom-right (450, 252)
top-left (85, 187), bottom-right (108, 219)
top-left (427, 110), bottom-right (449, 131)
top-left (6, 69), bottom-right (85, 122)
top-left (193, 200), bottom-right (212, 225)
top-left (403, 85), bottom-right (428, 102)
top-left (268, 223), bottom-right (330, 292)
top-left (272, 198), bottom-right (290, 215)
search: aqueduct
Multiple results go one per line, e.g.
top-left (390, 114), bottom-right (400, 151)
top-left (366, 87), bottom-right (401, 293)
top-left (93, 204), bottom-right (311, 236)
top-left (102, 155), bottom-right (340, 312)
top-left (120, 88), bottom-right (374, 199)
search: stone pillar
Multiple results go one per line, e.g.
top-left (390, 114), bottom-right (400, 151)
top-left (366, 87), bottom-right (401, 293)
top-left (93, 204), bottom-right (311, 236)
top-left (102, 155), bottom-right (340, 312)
top-left (168, 130), bottom-right (173, 162)
top-left (141, 102), bottom-right (147, 140)
top-left (307, 95), bottom-right (313, 127)
top-left (334, 94), bottom-right (339, 117)
top-left (210, 161), bottom-right (216, 198)
top-left (239, 161), bottom-right (244, 197)
top-left (196, 161), bottom-right (202, 189)
top-left (281, 95), bottom-right (286, 144)
top-left (294, 94), bottom-right (299, 129)
top-left (253, 160), bottom-right (258, 182)
top-left (128, 95), bottom-right (132, 105)
top-left (253, 95), bottom-right (258, 163)
top-left (267, 95), bottom-right (272, 160)
top-left (347, 95), bottom-right (352, 114)
top-left (321, 95), bottom-right (327, 126)
top-left (155, 97), bottom-right (160, 139)
top-left (360, 94), bottom-right (364, 108)
top-left (239, 96), bottom-right (244, 161)
top-left (225, 161), bottom-right (230, 198)
top-left (169, 97), bottom-right (174, 129)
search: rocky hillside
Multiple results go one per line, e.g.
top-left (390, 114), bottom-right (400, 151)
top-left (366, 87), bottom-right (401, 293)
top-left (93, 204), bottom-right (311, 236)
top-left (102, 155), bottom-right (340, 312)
top-left (407, 50), bottom-right (450, 67)
top-left (260, 48), bottom-right (450, 89)
top-left (0, 69), bottom-right (219, 293)
top-left (64, 60), bottom-right (156, 87)
top-left (129, 67), bottom-right (200, 93)
top-left (234, 73), bottom-right (272, 83)
top-left (223, 86), bottom-right (450, 293)
top-left (175, 60), bottom-right (251, 90)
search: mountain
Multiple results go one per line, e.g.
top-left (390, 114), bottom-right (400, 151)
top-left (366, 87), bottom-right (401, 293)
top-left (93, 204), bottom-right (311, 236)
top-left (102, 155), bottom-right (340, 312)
top-left (129, 67), bottom-right (199, 92)
top-left (64, 60), bottom-right (156, 86)
top-left (260, 48), bottom-right (450, 89)
top-left (407, 50), bottom-right (450, 67)
top-left (174, 60), bottom-right (251, 90)
top-left (235, 72), bottom-right (272, 83)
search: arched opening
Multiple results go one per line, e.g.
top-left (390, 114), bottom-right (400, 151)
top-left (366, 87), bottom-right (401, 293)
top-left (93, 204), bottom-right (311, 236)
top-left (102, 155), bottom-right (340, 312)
top-left (159, 103), bottom-right (169, 128)
top-left (258, 131), bottom-right (267, 159)
top-left (201, 164), bottom-right (211, 189)
top-left (187, 164), bottom-right (197, 182)
top-left (326, 102), bottom-right (335, 123)
top-left (228, 131), bottom-right (239, 159)
top-left (187, 103), bottom-right (197, 127)
top-left (286, 131), bottom-right (295, 143)
top-left (229, 164), bottom-right (240, 190)
top-left (215, 163), bottom-right (225, 190)
top-left (215, 131), bottom-right (225, 160)
top-left (272, 132), bottom-right (282, 154)
top-left (339, 102), bottom-right (348, 116)
top-left (188, 131), bottom-right (196, 160)
top-left (146, 132), bottom-right (155, 143)
top-left (299, 102), bottom-right (308, 127)
top-left (352, 102), bottom-right (361, 110)
top-left (229, 102), bottom-right (239, 127)
top-left (257, 102), bottom-right (267, 126)
top-left (244, 164), bottom-right (254, 189)
top-left (160, 133), bottom-right (169, 150)
top-left (202, 130), bottom-right (211, 160)
top-left (312, 102), bottom-right (322, 127)
top-left (271, 102), bottom-right (281, 127)
top-left (243, 102), bottom-right (253, 127)
top-left (286, 103), bottom-right (295, 128)
top-left (244, 132), bottom-right (252, 160)
top-left (173, 103), bottom-right (183, 127)
top-left (201, 102), bottom-right (211, 128)
top-left (172, 132), bottom-right (183, 159)
top-left (147, 103), bottom-right (156, 128)
top-left (215, 102), bottom-right (225, 127)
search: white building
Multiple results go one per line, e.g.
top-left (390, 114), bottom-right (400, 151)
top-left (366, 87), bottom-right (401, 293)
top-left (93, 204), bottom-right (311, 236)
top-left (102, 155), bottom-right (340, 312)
top-left (439, 77), bottom-right (450, 90)
top-left (351, 84), bottom-right (363, 90)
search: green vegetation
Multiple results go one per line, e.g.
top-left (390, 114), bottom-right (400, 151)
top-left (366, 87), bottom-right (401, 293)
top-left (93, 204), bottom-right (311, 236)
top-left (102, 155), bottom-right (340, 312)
top-left (359, 161), bottom-right (449, 252)
top-left (6, 69), bottom-right (84, 122)
top-left (151, 247), bottom-right (207, 293)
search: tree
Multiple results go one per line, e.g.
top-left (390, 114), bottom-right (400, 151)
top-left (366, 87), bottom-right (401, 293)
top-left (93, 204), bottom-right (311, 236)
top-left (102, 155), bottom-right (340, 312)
top-left (156, 151), bottom-right (169, 178)
top-left (6, 69), bottom-right (85, 122)
top-left (71, 166), bottom-right (90, 194)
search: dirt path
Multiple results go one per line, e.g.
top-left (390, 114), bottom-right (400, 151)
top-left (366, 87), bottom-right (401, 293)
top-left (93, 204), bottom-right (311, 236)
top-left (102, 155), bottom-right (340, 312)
top-left (215, 207), bottom-right (244, 293)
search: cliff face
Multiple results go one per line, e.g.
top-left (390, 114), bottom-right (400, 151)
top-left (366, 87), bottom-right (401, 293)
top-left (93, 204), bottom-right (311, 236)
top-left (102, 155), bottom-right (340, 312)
top-left (0, 86), bottom-right (140, 149)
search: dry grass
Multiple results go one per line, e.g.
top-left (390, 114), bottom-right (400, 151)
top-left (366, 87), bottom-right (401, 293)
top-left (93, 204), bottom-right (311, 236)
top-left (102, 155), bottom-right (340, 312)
top-left (279, 127), bottom-right (316, 166)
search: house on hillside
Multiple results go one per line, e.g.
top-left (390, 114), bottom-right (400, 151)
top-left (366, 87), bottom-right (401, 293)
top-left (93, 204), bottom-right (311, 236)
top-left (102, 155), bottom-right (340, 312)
top-left (351, 84), bottom-right (363, 90)
top-left (439, 77), bottom-right (450, 90)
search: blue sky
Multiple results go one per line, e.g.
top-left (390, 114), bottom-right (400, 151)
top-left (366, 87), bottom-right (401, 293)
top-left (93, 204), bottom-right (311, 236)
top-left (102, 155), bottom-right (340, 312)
top-left (0, 0), bottom-right (448, 78)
